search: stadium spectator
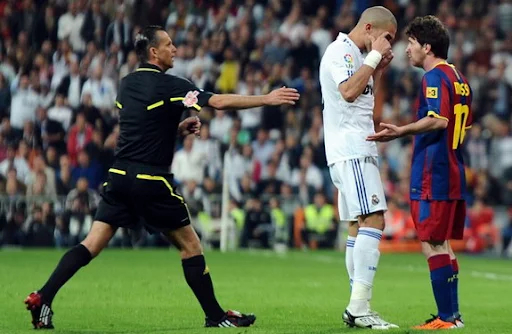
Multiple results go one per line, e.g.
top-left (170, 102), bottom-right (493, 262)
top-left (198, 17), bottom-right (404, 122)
top-left (240, 197), bottom-right (272, 249)
top-left (0, 142), bottom-right (30, 185)
top-left (104, 5), bottom-right (132, 55)
top-left (35, 106), bottom-right (66, 154)
top-left (57, 0), bottom-right (86, 54)
top-left (81, 0), bottom-right (109, 48)
top-left (80, 63), bottom-right (116, 112)
top-left (51, 40), bottom-right (78, 91)
top-left (56, 154), bottom-right (73, 196)
top-left (48, 93), bottom-right (73, 130)
top-left (67, 112), bottom-right (93, 166)
top-left (301, 191), bottom-right (337, 249)
top-left (63, 176), bottom-right (99, 245)
top-left (33, 4), bottom-right (58, 49)
top-left (25, 204), bottom-right (55, 247)
top-left (2, 202), bottom-right (27, 246)
top-left (209, 109), bottom-right (233, 142)
top-left (27, 155), bottom-right (56, 198)
top-left (191, 123), bottom-right (222, 180)
top-left (171, 134), bottom-right (206, 185)
top-left (10, 73), bottom-right (40, 133)
top-left (71, 150), bottom-right (102, 190)
top-left (119, 50), bottom-right (138, 79)
top-left (289, 152), bottom-right (323, 191)
top-left (256, 160), bottom-right (282, 196)
top-left (56, 59), bottom-right (87, 110)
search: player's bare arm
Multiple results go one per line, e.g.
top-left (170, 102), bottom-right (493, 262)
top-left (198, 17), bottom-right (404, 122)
top-left (339, 32), bottom-right (392, 102)
top-left (367, 115), bottom-right (448, 142)
top-left (207, 87), bottom-right (300, 110)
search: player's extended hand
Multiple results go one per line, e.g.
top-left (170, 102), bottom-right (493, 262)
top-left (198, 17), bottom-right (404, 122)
top-left (265, 87), bottom-right (300, 106)
top-left (178, 116), bottom-right (201, 137)
top-left (366, 122), bottom-right (403, 142)
top-left (370, 32), bottom-right (392, 56)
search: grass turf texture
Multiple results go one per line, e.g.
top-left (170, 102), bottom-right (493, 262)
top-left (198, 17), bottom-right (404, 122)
top-left (1, 249), bottom-right (511, 334)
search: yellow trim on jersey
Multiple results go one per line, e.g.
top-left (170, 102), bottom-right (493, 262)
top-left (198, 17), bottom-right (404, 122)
top-left (465, 125), bottom-right (472, 129)
top-left (108, 168), bottom-right (126, 175)
top-left (135, 174), bottom-right (184, 202)
top-left (170, 97), bottom-right (201, 111)
top-left (115, 101), bottom-right (123, 109)
top-left (136, 68), bottom-right (161, 73)
top-left (434, 61), bottom-right (462, 81)
top-left (147, 100), bottom-right (164, 110)
top-left (448, 64), bottom-right (461, 81)
top-left (427, 111), bottom-right (449, 122)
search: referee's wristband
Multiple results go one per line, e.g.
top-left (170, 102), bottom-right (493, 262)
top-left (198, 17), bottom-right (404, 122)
top-left (363, 50), bottom-right (383, 69)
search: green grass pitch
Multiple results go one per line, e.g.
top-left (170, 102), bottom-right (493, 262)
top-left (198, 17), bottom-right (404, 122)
top-left (1, 249), bottom-right (511, 333)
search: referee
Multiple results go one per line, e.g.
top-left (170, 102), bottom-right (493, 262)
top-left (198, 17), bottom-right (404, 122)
top-left (24, 25), bottom-right (299, 330)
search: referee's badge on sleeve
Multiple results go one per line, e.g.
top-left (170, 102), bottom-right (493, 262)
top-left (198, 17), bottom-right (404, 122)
top-left (183, 91), bottom-right (199, 107)
top-left (426, 87), bottom-right (438, 98)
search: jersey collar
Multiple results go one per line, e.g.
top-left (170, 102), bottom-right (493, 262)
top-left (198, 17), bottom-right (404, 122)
top-left (136, 63), bottom-right (164, 73)
top-left (433, 60), bottom-right (449, 68)
top-left (337, 33), bottom-right (362, 56)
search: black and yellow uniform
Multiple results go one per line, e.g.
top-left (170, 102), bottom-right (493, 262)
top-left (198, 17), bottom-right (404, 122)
top-left (95, 63), bottom-right (213, 232)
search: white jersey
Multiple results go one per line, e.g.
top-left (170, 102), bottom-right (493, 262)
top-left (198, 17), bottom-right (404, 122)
top-left (319, 33), bottom-right (378, 165)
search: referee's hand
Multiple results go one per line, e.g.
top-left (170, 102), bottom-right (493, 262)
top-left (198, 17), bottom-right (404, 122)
top-left (178, 116), bottom-right (201, 137)
top-left (265, 87), bottom-right (300, 106)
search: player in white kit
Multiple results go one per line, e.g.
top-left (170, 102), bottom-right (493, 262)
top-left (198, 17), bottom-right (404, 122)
top-left (319, 6), bottom-right (398, 330)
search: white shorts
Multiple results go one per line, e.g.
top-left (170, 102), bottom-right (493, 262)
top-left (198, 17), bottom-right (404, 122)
top-left (329, 157), bottom-right (387, 221)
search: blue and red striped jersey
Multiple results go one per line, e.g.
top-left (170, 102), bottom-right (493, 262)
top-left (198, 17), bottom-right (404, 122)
top-left (410, 62), bottom-right (473, 201)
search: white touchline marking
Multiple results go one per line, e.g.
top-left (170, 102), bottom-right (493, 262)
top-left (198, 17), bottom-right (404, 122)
top-left (245, 252), bottom-right (512, 281)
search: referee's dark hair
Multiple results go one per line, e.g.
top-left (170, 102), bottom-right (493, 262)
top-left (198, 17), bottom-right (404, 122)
top-left (134, 25), bottom-right (166, 63)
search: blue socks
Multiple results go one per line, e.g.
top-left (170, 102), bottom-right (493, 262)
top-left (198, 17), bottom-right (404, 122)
top-left (451, 259), bottom-right (460, 318)
top-left (427, 254), bottom-right (453, 321)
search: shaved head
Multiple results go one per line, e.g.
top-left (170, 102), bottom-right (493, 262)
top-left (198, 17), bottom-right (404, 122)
top-left (358, 6), bottom-right (397, 29)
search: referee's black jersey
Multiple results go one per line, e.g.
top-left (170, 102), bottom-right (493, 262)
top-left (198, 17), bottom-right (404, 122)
top-left (114, 63), bottom-right (213, 166)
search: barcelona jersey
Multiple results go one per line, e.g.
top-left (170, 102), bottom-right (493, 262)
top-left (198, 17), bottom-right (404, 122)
top-left (410, 62), bottom-right (472, 201)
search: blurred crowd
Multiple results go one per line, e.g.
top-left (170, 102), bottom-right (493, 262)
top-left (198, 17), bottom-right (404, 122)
top-left (0, 0), bottom-right (511, 256)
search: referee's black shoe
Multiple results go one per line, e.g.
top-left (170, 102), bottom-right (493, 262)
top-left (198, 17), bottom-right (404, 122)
top-left (205, 310), bottom-right (256, 327)
top-left (24, 291), bottom-right (54, 329)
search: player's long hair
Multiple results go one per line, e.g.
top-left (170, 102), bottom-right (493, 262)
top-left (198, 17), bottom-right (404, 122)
top-left (405, 16), bottom-right (449, 59)
top-left (134, 25), bottom-right (166, 63)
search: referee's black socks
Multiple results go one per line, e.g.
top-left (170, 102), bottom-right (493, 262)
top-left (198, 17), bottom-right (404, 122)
top-left (182, 255), bottom-right (225, 321)
top-left (39, 244), bottom-right (92, 305)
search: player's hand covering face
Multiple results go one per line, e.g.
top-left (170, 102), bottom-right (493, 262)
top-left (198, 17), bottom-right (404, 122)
top-left (366, 122), bottom-right (403, 142)
top-left (266, 87), bottom-right (300, 106)
top-left (369, 31), bottom-right (393, 55)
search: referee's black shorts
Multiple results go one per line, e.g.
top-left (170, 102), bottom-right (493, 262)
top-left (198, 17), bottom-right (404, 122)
top-left (95, 159), bottom-right (190, 233)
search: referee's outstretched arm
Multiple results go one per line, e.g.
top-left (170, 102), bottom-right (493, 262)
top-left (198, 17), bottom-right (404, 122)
top-left (132, 25), bottom-right (300, 111)
top-left (207, 86), bottom-right (300, 110)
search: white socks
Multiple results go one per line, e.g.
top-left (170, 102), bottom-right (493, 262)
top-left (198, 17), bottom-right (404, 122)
top-left (347, 227), bottom-right (382, 315)
top-left (345, 236), bottom-right (356, 287)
